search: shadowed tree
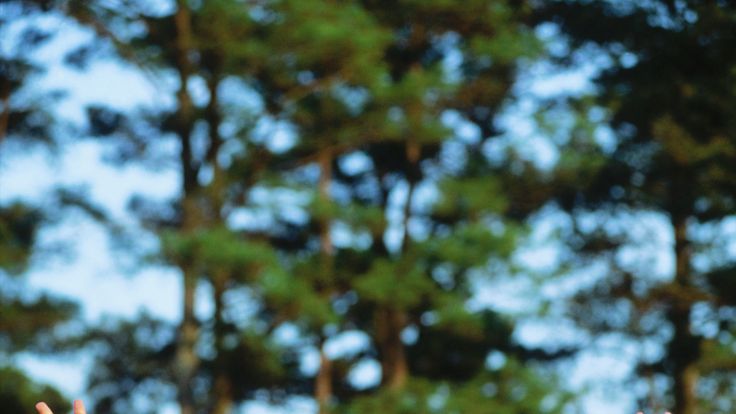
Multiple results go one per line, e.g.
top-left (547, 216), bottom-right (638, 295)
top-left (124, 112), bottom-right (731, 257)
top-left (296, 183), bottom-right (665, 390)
top-left (540, 2), bottom-right (736, 413)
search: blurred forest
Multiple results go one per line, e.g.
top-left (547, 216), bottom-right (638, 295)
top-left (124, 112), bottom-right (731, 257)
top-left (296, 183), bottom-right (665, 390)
top-left (2, 1), bottom-right (736, 413)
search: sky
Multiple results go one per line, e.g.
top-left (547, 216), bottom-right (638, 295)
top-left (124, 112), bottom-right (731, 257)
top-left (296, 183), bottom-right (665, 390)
top-left (0, 10), bottom-right (659, 414)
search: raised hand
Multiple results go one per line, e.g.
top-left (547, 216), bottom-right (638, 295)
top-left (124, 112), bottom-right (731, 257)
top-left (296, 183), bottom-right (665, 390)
top-left (35, 400), bottom-right (86, 414)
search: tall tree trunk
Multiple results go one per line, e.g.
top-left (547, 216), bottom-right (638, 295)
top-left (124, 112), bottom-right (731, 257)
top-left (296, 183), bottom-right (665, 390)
top-left (376, 307), bottom-right (408, 390)
top-left (669, 212), bottom-right (700, 414)
top-left (204, 69), bottom-right (224, 201)
top-left (316, 147), bottom-right (334, 413)
top-left (315, 343), bottom-right (333, 414)
top-left (172, 2), bottom-right (199, 414)
top-left (377, 140), bottom-right (420, 391)
top-left (177, 267), bottom-right (199, 414)
top-left (670, 315), bottom-right (699, 414)
top-left (205, 66), bottom-right (233, 414)
top-left (667, 168), bottom-right (700, 414)
top-left (212, 274), bottom-right (234, 414)
top-left (318, 148), bottom-right (335, 256)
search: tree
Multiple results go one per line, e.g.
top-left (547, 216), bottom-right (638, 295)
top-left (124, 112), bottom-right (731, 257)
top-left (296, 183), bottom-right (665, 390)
top-left (250, 0), bottom-right (572, 412)
top-left (541, 1), bottom-right (736, 413)
top-left (20, 1), bottom-right (576, 413)
top-left (61, 1), bottom-right (322, 412)
top-left (0, 2), bottom-right (80, 412)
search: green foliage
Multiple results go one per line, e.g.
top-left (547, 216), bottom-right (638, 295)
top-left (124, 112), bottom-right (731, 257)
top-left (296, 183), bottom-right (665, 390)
top-left (0, 367), bottom-right (70, 414)
top-left (336, 203), bottom-right (387, 236)
top-left (82, 316), bottom-right (176, 414)
top-left (193, 0), bottom-right (260, 72)
top-left (541, 1), bottom-right (736, 412)
top-left (420, 223), bottom-right (517, 268)
top-left (0, 203), bottom-right (42, 275)
top-left (0, 293), bottom-right (77, 353)
top-left (11, 0), bottom-right (736, 412)
top-left (651, 116), bottom-right (730, 166)
top-left (161, 227), bottom-right (278, 281)
top-left (2, 0), bottom-right (577, 412)
top-left (705, 265), bottom-right (736, 306)
top-left (355, 258), bottom-right (435, 309)
top-left (409, 308), bottom-right (513, 382)
top-left (340, 360), bottom-right (570, 414)
top-left (260, 266), bottom-right (338, 327)
top-left (433, 176), bottom-right (509, 219)
top-left (217, 331), bottom-right (295, 399)
top-left (270, 0), bottom-right (391, 86)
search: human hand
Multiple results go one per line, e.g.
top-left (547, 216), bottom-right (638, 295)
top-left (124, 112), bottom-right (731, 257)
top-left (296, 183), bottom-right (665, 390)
top-left (35, 400), bottom-right (86, 414)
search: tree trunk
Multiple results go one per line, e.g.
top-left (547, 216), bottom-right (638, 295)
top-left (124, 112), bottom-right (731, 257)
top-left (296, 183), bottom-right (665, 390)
top-left (318, 148), bottom-right (335, 256)
top-left (670, 313), bottom-right (699, 414)
top-left (377, 307), bottom-right (408, 390)
top-left (376, 140), bottom-right (419, 391)
top-left (176, 268), bottom-right (199, 414)
top-left (315, 147), bottom-right (334, 413)
top-left (212, 275), bottom-right (234, 414)
top-left (172, 2), bottom-right (199, 414)
top-left (669, 310), bottom-right (699, 414)
top-left (315, 344), bottom-right (333, 414)
top-left (667, 171), bottom-right (700, 414)
top-left (204, 69), bottom-right (224, 203)
top-left (204, 56), bottom-right (233, 414)
top-left (212, 374), bottom-right (234, 414)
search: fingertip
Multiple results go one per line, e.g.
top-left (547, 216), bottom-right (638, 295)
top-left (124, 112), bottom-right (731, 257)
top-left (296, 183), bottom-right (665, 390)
top-left (73, 399), bottom-right (87, 414)
top-left (35, 402), bottom-right (52, 414)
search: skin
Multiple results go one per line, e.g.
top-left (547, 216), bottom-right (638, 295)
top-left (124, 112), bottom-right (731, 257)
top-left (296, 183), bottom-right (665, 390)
top-left (35, 400), bottom-right (86, 414)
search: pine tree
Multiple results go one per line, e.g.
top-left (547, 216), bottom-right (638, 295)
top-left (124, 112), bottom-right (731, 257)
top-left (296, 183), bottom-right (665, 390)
top-left (541, 1), bottom-right (736, 413)
top-left (250, 0), bottom-right (571, 412)
top-left (0, 2), bottom-right (79, 412)
top-left (43, 1), bottom-right (575, 413)
top-left (65, 1), bottom-right (298, 412)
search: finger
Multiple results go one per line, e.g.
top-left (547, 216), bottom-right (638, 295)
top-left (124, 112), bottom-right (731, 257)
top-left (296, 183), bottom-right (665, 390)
top-left (73, 400), bottom-right (87, 414)
top-left (35, 402), bottom-right (53, 414)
